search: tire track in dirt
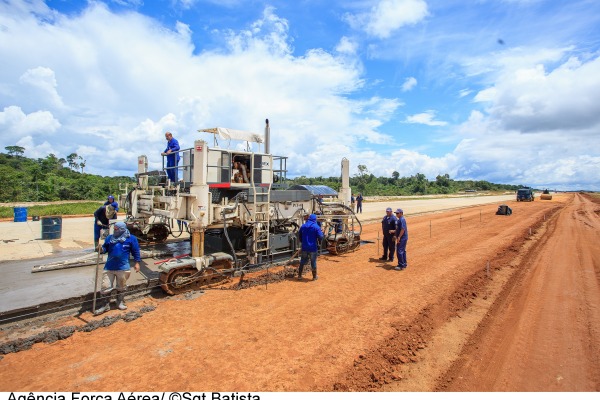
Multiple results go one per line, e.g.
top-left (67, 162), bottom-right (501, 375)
top-left (437, 194), bottom-right (600, 391)
top-left (326, 202), bottom-right (562, 391)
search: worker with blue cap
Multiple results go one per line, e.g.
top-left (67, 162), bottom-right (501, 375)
top-left (298, 213), bottom-right (325, 281)
top-left (162, 131), bottom-right (181, 185)
top-left (93, 203), bottom-right (116, 250)
top-left (394, 208), bottom-right (408, 270)
top-left (380, 207), bottom-right (397, 262)
top-left (95, 221), bottom-right (141, 314)
top-left (104, 195), bottom-right (119, 219)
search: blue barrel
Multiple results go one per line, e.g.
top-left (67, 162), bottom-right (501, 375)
top-left (13, 207), bottom-right (28, 222)
top-left (41, 216), bottom-right (62, 240)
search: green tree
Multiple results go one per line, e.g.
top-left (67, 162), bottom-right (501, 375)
top-left (357, 164), bottom-right (368, 177)
top-left (67, 153), bottom-right (80, 170)
top-left (5, 145), bottom-right (25, 157)
top-left (435, 173), bottom-right (450, 187)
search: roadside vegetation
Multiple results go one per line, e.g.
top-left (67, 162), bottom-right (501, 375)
top-left (1, 149), bottom-right (523, 219)
top-left (290, 164), bottom-right (520, 195)
top-left (0, 202), bottom-right (101, 219)
top-left (0, 148), bottom-right (134, 203)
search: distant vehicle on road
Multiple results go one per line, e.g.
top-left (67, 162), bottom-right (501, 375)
top-left (540, 188), bottom-right (553, 200)
top-left (516, 187), bottom-right (535, 202)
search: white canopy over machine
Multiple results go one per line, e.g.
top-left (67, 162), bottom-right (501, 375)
top-left (199, 127), bottom-right (264, 144)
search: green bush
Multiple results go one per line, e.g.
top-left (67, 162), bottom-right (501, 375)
top-left (0, 202), bottom-right (102, 219)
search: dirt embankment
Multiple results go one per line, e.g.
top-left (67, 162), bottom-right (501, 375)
top-left (1, 193), bottom-right (599, 392)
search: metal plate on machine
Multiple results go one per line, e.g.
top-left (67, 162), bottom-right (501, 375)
top-left (270, 233), bottom-right (294, 252)
top-left (269, 190), bottom-right (311, 202)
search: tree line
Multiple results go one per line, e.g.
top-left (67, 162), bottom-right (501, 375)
top-left (1, 147), bottom-right (134, 203)
top-left (290, 164), bottom-right (521, 196)
top-left (1, 148), bottom-right (520, 203)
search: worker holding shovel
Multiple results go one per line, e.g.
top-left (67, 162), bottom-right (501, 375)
top-left (94, 222), bottom-right (141, 315)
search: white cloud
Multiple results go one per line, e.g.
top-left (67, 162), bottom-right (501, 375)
top-left (112, 0), bottom-right (144, 7)
top-left (458, 89), bottom-right (472, 98)
top-left (336, 36), bottom-right (358, 55)
top-left (1, 1), bottom-right (597, 191)
top-left (387, 148), bottom-right (459, 180)
top-left (401, 76), bottom-right (417, 92)
top-left (19, 67), bottom-right (65, 109)
top-left (15, 136), bottom-right (57, 159)
top-left (405, 110), bottom-right (447, 126)
top-left (0, 106), bottom-right (61, 145)
top-left (452, 107), bottom-right (600, 189)
top-left (475, 56), bottom-right (600, 133)
top-left (345, 0), bottom-right (429, 39)
top-left (0, 2), bottom-right (400, 178)
top-left (224, 6), bottom-right (292, 56)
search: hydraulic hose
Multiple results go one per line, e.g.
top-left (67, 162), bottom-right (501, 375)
top-left (221, 192), bottom-right (244, 267)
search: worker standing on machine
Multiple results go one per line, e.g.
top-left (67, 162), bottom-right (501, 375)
top-left (93, 204), bottom-right (116, 250)
top-left (162, 131), bottom-right (180, 185)
top-left (297, 214), bottom-right (324, 281)
top-left (94, 222), bottom-right (141, 314)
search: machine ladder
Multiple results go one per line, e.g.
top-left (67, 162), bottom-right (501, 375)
top-left (250, 161), bottom-right (272, 259)
top-left (251, 186), bottom-right (271, 257)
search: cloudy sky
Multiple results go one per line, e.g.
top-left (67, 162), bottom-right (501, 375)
top-left (1, 0), bottom-right (599, 190)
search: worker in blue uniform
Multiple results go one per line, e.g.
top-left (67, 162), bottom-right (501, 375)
top-left (93, 204), bottom-right (116, 250)
top-left (356, 193), bottom-right (363, 213)
top-left (394, 208), bottom-right (408, 270)
top-left (103, 195), bottom-right (118, 219)
top-left (298, 214), bottom-right (325, 281)
top-left (95, 222), bottom-right (141, 314)
top-left (380, 207), bottom-right (397, 262)
top-left (162, 131), bottom-right (180, 185)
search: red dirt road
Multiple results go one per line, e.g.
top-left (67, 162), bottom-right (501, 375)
top-left (439, 193), bottom-right (600, 391)
top-left (1, 193), bottom-right (599, 391)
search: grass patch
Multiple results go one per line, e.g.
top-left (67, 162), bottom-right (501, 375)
top-left (0, 202), bottom-right (102, 219)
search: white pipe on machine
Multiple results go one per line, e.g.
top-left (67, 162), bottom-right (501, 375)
top-left (338, 157), bottom-right (351, 206)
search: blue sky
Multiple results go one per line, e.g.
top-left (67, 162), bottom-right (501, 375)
top-left (1, 0), bottom-right (599, 190)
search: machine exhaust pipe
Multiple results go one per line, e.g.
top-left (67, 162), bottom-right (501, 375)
top-left (265, 118), bottom-right (270, 154)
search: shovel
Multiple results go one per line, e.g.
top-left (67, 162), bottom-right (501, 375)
top-left (92, 245), bottom-right (102, 313)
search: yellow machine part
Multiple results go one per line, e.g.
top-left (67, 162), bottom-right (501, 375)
top-left (540, 194), bottom-right (553, 200)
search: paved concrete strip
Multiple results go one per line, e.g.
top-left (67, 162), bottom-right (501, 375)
top-left (31, 248), bottom-right (178, 273)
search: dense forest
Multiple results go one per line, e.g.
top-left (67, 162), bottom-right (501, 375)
top-left (0, 147), bottom-right (520, 203)
top-left (0, 146), bottom-right (134, 203)
top-left (291, 165), bottom-right (520, 196)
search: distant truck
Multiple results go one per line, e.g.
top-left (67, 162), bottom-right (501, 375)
top-left (516, 187), bottom-right (535, 202)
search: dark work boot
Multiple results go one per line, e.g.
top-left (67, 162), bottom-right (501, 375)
top-left (312, 270), bottom-right (318, 281)
top-left (298, 266), bottom-right (304, 279)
